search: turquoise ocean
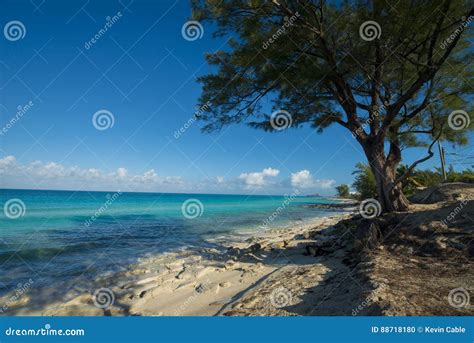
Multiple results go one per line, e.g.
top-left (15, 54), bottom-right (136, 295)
top-left (0, 189), bottom-right (339, 296)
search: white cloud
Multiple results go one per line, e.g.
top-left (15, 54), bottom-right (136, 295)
top-left (0, 156), bottom-right (335, 194)
top-left (116, 167), bottom-right (128, 179)
top-left (0, 155), bottom-right (185, 192)
top-left (0, 155), bottom-right (17, 171)
top-left (316, 179), bottom-right (337, 189)
top-left (239, 167), bottom-right (280, 188)
top-left (291, 170), bottom-right (313, 188)
top-left (291, 169), bottom-right (335, 189)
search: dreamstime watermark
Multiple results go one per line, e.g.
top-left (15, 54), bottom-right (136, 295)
top-left (448, 287), bottom-right (470, 309)
top-left (92, 109), bottom-right (115, 130)
top-left (352, 294), bottom-right (376, 316)
top-left (174, 101), bottom-right (211, 139)
top-left (440, 16), bottom-right (473, 50)
top-left (270, 110), bottom-right (292, 131)
top-left (262, 12), bottom-right (300, 49)
top-left (441, 196), bottom-right (472, 226)
top-left (448, 110), bottom-right (470, 131)
top-left (260, 190), bottom-right (300, 230)
top-left (359, 198), bottom-right (382, 219)
top-left (352, 106), bottom-right (382, 138)
top-left (84, 191), bottom-right (122, 227)
top-left (5, 324), bottom-right (85, 337)
top-left (92, 288), bottom-right (115, 309)
top-left (173, 277), bottom-right (212, 315)
top-left (181, 198), bottom-right (204, 219)
top-left (84, 12), bottom-right (123, 50)
top-left (0, 279), bottom-right (34, 313)
top-left (0, 101), bottom-right (34, 136)
top-left (4, 20), bottom-right (26, 41)
top-left (269, 287), bottom-right (292, 308)
top-left (3, 198), bottom-right (26, 219)
top-left (359, 21), bottom-right (381, 41)
top-left (181, 20), bottom-right (204, 41)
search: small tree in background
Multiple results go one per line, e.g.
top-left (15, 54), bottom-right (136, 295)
top-left (335, 184), bottom-right (350, 198)
top-left (192, 0), bottom-right (473, 213)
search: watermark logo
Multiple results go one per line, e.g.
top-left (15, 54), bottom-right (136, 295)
top-left (352, 106), bottom-right (382, 138)
top-left (262, 12), bottom-right (300, 49)
top-left (270, 110), bottom-right (292, 131)
top-left (173, 277), bottom-right (212, 315)
top-left (448, 287), bottom-right (470, 309)
top-left (261, 190), bottom-right (300, 229)
top-left (0, 101), bottom-right (34, 136)
top-left (92, 109), bottom-right (115, 131)
top-left (448, 110), bottom-right (470, 131)
top-left (359, 21), bottom-right (381, 41)
top-left (359, 198), bottom-right (381, 219)
top-left (0, 279), bottom-right (34, 313)
top-left (3, 198), bottom-right (26, 219)
top-left (440, 15), bottom-right (473, 49)
top-left (441, 196), bottom-right (472, 226)
top-left (4, 21), bottom-right (26, 41)
top-left (92, 288), bottom-right (115, 309)
top-left (181, 20), bottom-right (204, 41)
top-left (269, 287), bottom-right (292, 308)
top-left (84, 12), bottom-right (123, 50)
top-left (84, 191), bottom-right (122, 227)
top-left (174, 101), bottom-right (211, 139)
top-left (181, 198), bottom-right (204, 219)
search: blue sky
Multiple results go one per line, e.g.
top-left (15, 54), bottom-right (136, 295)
top-left (0, 0), bottom-right (470, 195)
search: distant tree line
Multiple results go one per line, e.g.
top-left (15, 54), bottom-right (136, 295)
top-left (336, 165), bottom-right (474, 199)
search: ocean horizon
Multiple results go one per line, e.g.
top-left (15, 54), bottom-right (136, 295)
top-left (0, 188), bottom-right (340, 295)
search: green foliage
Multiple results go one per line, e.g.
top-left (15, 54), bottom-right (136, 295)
top-left (193, 0), bottom-right (473, 147)
top-left (352, 163), bottom-right (377, 199)
top-left (446, 166), bottom-right (474, 183)
top-left (335, 184), bottom-right (350, 198)
top-left (192, 0), bottom-right (473, 211)
top-left (353, 163), bottom-right (474, 198)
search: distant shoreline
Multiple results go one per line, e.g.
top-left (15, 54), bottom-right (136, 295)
top-left (0, 187), bottom-right (335, 198)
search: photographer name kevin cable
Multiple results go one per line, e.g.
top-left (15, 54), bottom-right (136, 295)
top-left (423, 326), bottom-right (466, 334)
top-left (370, 326), bottom-right (467, 334)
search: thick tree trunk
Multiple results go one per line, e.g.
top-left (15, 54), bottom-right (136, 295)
top-left (372, 160), bottom-right (410, 213)
top-left (364, 140), bottom-right (410, 213)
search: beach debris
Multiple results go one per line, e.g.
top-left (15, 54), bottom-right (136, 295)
top-left (224, 260), bottom-right (239, 270)
top-left (249, 243), bottom-right (262, 252)
top-left (270, 242), bottom-right (285, 250)
top-left (174, 282), bottom-right (195, 291)
top-left (176, 266), bottom-right (194, 280)
top-left (227, 246), bottom-right (241, 257)
top-left (247, 253), bottom-right (264, 261)
top-left (305, 244), bottom-right (334, 257)
top-left (195, 282), bottom-right (212, 294)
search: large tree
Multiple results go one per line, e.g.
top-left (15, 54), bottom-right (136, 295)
top-left (192, 0), bottom-right (473, 212)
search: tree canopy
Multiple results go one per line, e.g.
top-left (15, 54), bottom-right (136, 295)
top-left (192, 0), bottom-right (473, 212)
top-left (335, 184), bottom-right (350, 198)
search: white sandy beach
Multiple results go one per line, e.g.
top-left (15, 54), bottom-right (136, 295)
top-left (4, 213), bottom-right (355, 316)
